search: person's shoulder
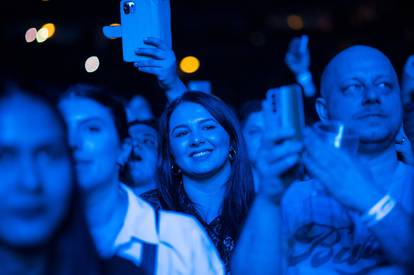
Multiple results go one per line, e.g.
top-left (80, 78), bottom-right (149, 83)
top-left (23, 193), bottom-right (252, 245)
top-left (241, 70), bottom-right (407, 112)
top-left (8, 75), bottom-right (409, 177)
top-left (140, 189), bottom-right (163, 210)
top-left (157, 210), bottom-right (225, 274)
top-left (157, 210), bottom-right (214, 250)
top-left (159, 210), bottom-right (206, 236)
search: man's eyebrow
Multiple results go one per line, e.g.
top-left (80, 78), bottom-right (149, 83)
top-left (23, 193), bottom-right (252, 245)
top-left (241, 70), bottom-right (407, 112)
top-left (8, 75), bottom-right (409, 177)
top-left (374, 74), bottom-right (393, 80)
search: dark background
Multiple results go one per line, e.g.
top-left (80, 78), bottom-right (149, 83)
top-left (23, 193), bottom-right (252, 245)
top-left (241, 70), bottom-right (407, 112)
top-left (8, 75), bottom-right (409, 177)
top-left (1, 0), bottom-right (413, 117)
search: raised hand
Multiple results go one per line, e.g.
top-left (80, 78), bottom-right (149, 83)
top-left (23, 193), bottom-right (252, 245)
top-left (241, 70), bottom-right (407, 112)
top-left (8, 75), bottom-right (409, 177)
top-left (395, 125), bottom-right (414, 166)
top-left (285, 35), bottom-right (310, 75)
top-left (134, 37), bottom-right (185, 94)
top-left (285, 35), bottom-right (316, 97)
top-left (254, 95), bottom-right (303, 201)
top-left (302, 128), bottom-right (383, 213)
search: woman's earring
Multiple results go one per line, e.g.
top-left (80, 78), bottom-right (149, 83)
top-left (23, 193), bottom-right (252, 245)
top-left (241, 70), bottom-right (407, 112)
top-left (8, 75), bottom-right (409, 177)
top-left (228, 147), bottom-right (236, 161)
top-left (171, 163), bottom-right (182, 176)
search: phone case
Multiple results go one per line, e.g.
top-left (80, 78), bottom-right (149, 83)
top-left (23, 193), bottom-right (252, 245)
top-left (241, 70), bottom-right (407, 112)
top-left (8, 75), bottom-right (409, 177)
top-left (266, 84), bottom-right (305, 139)
top-left (103, 0), bottom-right (172, 62)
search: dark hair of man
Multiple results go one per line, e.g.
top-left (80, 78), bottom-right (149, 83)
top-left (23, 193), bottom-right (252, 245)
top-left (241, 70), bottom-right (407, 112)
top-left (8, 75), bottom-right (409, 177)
top-left (60, 83), bottom-right (128, 142)
top-left (158, 91), bottom-right (255, 238)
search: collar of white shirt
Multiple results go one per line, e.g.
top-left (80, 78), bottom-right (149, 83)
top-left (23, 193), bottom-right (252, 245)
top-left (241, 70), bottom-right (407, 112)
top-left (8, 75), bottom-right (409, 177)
top-left (114, 184), bottom-right (159, 248)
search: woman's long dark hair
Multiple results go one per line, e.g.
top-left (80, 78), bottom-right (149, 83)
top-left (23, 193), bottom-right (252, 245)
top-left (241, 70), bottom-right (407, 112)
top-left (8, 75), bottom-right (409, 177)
top-left (158, 92), bottom-right (255, 238)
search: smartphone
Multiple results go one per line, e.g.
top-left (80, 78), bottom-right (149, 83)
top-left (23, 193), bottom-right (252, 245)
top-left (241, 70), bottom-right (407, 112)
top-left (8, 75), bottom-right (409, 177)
top-left (266, 84), bottom-right (305, 140)
top-left (120, 0), bottom-right (172, 62)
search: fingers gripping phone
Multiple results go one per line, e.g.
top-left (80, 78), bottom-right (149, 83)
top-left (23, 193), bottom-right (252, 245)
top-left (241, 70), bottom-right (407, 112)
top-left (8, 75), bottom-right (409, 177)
top-left (265, 84), bottom-right (305, 140)
top-left (103, 0), bottom-right (172, 62)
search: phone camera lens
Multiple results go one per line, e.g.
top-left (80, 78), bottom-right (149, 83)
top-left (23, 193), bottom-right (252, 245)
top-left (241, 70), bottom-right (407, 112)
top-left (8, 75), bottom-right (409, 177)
top-left (123, 1), bottom-right (135, 15)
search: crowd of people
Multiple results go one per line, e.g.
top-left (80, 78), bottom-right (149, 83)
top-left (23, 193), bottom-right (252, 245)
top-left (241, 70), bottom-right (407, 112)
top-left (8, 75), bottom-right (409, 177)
top-left (1, 15), bottom-right (414, 275)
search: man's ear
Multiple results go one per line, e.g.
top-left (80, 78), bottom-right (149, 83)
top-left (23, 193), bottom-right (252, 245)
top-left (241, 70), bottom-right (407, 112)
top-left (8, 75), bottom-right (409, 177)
top-left (315, 97), bottom-right (329, 121)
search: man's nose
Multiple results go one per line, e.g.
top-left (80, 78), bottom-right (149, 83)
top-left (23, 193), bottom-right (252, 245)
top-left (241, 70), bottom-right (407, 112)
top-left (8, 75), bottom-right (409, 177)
top-left (362, 86), bottom-right (381, 105)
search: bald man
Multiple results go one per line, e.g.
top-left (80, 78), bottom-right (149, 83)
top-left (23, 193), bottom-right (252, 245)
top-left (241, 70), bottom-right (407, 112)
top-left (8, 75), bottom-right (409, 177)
top-left (232, 46), bottom-right (414, 274)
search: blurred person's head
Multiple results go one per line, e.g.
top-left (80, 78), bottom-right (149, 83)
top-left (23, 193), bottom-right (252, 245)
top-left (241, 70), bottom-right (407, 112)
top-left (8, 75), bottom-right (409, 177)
top-left (58, 84), bottom-right (128, 192)
top-left (126, 94), bottom-right (154, 121)
top-left (0, 82), bottom-right (72, 249)
top-left (120, 119), bottom-right (159, 191)
top-left (0, 80), bottom-right (105, 275)
top-left (317, 45), bottom-right (402, 154)
top-left (158, 92), bottom-right (254, 236)
top-left (239, 100), bottom-right (264, 164)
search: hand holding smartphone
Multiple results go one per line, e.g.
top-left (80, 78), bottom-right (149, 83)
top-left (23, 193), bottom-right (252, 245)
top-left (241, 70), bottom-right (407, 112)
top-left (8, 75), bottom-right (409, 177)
top-left (261, 84), bottom-right (306, 186)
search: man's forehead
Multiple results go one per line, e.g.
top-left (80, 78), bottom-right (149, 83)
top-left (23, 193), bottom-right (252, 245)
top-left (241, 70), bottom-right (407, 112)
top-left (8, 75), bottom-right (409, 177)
top-left (321, 46), bottom-right (397, 95)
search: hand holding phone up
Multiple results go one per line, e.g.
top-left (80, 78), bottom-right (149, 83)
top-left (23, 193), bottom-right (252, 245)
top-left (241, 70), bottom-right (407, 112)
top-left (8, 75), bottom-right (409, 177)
top-left (254, 85), bottom-right (305, 201)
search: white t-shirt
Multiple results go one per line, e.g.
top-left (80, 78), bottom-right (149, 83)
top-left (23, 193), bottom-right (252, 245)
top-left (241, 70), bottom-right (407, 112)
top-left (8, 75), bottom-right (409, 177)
top-left (113, 185), bottom-right (225, 275)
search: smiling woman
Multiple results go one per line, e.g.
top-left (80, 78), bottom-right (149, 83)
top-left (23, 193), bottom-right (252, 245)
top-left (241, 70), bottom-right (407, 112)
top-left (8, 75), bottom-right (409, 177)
top-left (141, 92), bottom-right (255, 272)
top-left (58, 85), bottom-right (225, 274)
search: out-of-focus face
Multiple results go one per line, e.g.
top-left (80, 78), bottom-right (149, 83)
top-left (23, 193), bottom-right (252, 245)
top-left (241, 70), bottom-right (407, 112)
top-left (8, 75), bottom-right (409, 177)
top-left (127, 124), bottom-right (158, 185)
top-left (0, 94), bottom-right (72, 248)
top-left (242, 111), bottom-right (264, 164)
top-left (126, 95), bottom-right (153, 121)
top-left (59, 96), bottom-right (122, 190)
top-left (169, 102), bottom-right (231, 178)
top-left (322, 46), bottom-right (402, 147)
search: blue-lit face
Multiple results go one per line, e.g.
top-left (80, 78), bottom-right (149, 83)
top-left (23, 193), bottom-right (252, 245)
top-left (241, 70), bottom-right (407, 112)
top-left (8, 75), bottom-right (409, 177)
top-left (59, 97), bottom-right (122, 191)
top-left (127, 124), bottom-right (158, 185)
top-left (0, 95), bottom-right (72, 247)
top-left (169, 102), bottom-right (231, 178)
top-left (242, 111), bottom-right (264, 164)
top-left (323, 48), bottom-right (402, 145)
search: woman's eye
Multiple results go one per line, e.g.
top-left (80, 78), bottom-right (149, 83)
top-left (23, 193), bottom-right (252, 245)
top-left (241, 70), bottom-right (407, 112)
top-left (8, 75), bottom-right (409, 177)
top-left (175, 130), bottom-right (188, 138)
top-left (203, 124), bottom-right (216, 130)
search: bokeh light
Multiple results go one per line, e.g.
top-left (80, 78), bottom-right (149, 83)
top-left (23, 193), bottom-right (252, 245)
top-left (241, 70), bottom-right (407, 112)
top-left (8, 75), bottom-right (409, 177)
top-left (36, 28), bottom-right (49, 43)
top-left (41, 23), bottom-right (56, 38)
top-left (85, 56), bottom-right (100, 73)
top-left (25, 28), bottom-right (37, 43)
top-left (287, 15), bottom-right (304, 30)
top-left (179, 56), bottom-right (200, 74)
